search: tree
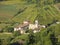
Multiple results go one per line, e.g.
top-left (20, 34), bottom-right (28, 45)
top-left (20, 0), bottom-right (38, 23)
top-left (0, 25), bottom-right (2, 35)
top-left (0, 0), bottom-right (7, 1)
top-left (10, 42), bottom-right (20, 45)
top-left (27, 30), bottom-right (35, 45)
top-left (50, 33), bottom-right (58, 45)
top-left (13, 31), bottom-right (21, 37)
top-left (47, 0), bottom-right (54, 5)
top-left (0, 39), bottom-right (2, 45)
top-left (4, 26), bottom-right (14, 33)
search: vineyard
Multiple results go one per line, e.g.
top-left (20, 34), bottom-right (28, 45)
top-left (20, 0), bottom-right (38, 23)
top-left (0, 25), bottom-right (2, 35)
top-left (0, 0), bottom-right (60, 45)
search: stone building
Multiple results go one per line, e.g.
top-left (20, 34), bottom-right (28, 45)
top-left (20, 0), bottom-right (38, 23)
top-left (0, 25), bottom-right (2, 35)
top-left (14, 20), bottom-right (45, 34)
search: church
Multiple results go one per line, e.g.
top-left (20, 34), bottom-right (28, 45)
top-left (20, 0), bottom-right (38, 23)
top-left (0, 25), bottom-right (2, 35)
top-left (14, 20), bottom-right (45, 34)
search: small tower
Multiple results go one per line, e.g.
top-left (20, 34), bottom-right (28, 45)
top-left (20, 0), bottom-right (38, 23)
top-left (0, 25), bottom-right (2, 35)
top-left (35, 20), bottom-right (38, 25)
top-left (35, 20), bottom-right (38, 28)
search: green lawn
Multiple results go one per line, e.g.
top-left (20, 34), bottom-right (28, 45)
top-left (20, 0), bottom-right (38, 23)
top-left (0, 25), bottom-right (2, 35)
top-left (0, 33), bottom-right (13, 39)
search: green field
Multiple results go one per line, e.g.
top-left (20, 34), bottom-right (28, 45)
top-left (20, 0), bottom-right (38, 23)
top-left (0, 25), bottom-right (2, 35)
top-left (0, 0), bottom-right (60, 45)
top-left (0, 1), bottom-right (60, 29)
top-left (0, 1), bottom-right (60, 24)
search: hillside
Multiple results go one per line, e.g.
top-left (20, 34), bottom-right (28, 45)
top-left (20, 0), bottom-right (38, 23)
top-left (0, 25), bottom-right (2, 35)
top-left (0, 0), bottom-right (60, 24)
top-left (0, 0), bottom-right (60, 45)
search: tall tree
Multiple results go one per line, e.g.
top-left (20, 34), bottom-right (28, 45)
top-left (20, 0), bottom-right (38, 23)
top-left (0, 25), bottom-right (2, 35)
top-left (27, 30), bottom-right (35, 45)
top-left (47, 0), bottom-right (54, 5)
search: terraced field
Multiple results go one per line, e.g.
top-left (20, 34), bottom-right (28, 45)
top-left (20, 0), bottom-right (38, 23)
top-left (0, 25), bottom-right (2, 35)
top-left (0, 1), bottom-right (60, 26)
top-left (13, 4), bottom-right (38, 23)
top-left (36, 5), bottom-right (60, 25)
top-left (13, 4), bottom-right (60, 24)
top-left (0, 1), bottom-right (26, 22)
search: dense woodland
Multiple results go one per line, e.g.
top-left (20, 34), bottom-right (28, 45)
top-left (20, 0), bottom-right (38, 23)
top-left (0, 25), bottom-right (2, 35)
top-left (0, 0), bottom-right (60, 45)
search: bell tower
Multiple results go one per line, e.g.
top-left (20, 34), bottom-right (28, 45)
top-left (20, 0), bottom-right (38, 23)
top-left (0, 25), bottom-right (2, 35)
top-left (35, 20), bottom-right (38, 24)
top-left (35, 20), bottom-right (38, 28)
